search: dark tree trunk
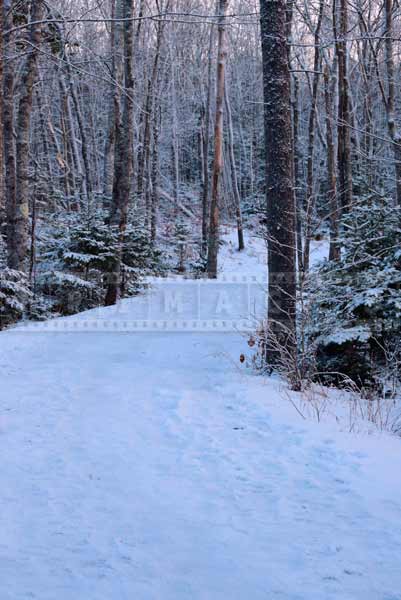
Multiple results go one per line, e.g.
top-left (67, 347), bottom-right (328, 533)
top-left (3, 2), bottom-right (16, 267)
top-left (0, 0), bottom-right (4, 219)
top-left (105, 0), bottom-right (135, 306)
top-left (13, 1), bottom-right (44, 272)
top-left (334, 0), bottom-right (353, 212)
top-left (384, 0), bottom-right (401, 206)
top-left (260, 0), bottom-right (297, 362)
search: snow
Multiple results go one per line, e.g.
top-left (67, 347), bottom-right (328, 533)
top-left (1, 231), bottom-right (401, 600)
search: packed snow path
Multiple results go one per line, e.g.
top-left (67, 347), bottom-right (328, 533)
top-left (1, 234), bottom-right (401, 600)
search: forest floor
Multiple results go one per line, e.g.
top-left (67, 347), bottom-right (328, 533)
top-left (1, 231), bottom-right (401, 600)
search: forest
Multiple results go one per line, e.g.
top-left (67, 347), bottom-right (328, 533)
top-left (0, 0), bottom-right (400, 388)
top-left (1, 0), bottom-right (400, 390)
top-left (1, 1), bottom-right (401, 598)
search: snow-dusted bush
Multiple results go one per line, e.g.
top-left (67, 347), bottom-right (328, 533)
top-left (0, 268), bottom-right (33, 329)
top-left (36, 211), bottom-right (163, 314)
top-left (308, 194), bottom-right (401, 389)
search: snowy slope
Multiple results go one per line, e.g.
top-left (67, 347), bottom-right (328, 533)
top-left (1, 232), bottom-right (401, 600)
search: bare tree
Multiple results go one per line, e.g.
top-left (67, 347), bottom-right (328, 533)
top-left (383, 0), bottom-right (401, 206)
top-left (0, 0), bottom-right (4, 217)
top-left (207, 0), bottom-right (228, 279)
top-left (11, 0), bottom-right (44, 272)
top-left (105, 0), bottom-right (135, 306)
top-left (260, 0), bottom-right (297, 362)
top-left (201, 17), bottom-right (215, 255)
top-left (224, 78), bottom-right (245, 251)
top-left (303, 0), bottom-right (324, 273)
top-left (334, 0), bottom-right (353, 212)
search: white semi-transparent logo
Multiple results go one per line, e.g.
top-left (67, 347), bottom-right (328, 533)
top-left (19, 275), bottom-right (268, 333)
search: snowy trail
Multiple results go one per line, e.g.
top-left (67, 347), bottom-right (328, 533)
top-left (2, 234), bottom-right (401, 600)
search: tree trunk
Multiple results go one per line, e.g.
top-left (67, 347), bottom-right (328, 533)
top-left (260, 0), bottom-right (297, 363)
top-left (3, 1), bottom-right (16, 267)
top-left (150, 111), bottom-right (160, 243)
top-left (13, 1), bottom-right (44, 273)
top-left (334, 0), bottom-right (353, 212)
top-left (324, 63), bottom-right (340, 261)
top-left (0, 0), bottom-right (4, 218)
top-left (207, 0), bottom-right (228, 279)
top-left (105, 0), bottom-right (135, 306)
top-left (137, 18), bottom-right (164, 209)
top-left (201, 22), bottom-right (215, 255)
top-left (224, 80), bottom-right (244, 251)
top-left (384, 0), bottom-right (401, 206)
top-left (102, 0), bottom-right (117, 202)
top-left (303, 0), bottom-right (324, 273)
top-left (292, 75), bottom-right (303, 278)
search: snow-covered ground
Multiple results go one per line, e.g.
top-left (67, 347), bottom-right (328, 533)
top-left (1, 231), bottom-right (401, 600)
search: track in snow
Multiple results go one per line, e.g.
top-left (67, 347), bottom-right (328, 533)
top-left (1, 233), bottom-right (401, 600)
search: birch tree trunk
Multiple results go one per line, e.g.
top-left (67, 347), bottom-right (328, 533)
top-left (207, 0), bottom-right (228, 279)
top-left (260, 0), bottom-right (297, 362)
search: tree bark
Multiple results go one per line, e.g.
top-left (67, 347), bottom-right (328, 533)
top-left (224, 80), bottom-right (244, 251)
top-left (303, 0), bottom-right (324, 273)
top-left (207, 0), bottom-right (228, 279)
top-left (324, 63), bottom-right (340, 261)
top-left (201, 21), bottom-right (215, 255)
top-left (150, 110), bottom-right (160, 243)
top-left (292, 75), bottom-right (303, 278)
top-left (13, 0), bottom-right (44, 272)
top-left (384, 0), bottom-right (401, 206)
top-left (260, 0), bottom-right (297, 362)
top-left (334, 0), bottom-right (353, 212)
top-left (105, 0), bottom-right (135, 306)
top-left (0, 0), bottom-right (4, 218)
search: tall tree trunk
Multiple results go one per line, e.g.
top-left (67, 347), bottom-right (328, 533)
top-left (201, 21), bottom-right (215, 255)
top-left (292, 75), bottom-right (303, 277)
top-left (324, 63), bottom-right (340, 261)
top-left (13, 1), bottom-right (44, 273)
top-left (0, 0), bottom-right (4, 218)
top-left (207, 0), bottom-right (228, 279)
top-left (3, 1), bottom-right (16, 267)
top-left (303, 0), bottom-right (324, 273)
top-left (105, 0), bottom-right (135, 306)
top-left (260, 0), bottom-right (297, 362)
top-left (103, 0), bottom-right (116, 204)
top-left (334, 0), bottom-right (353, 212)
top-left (150, 110), bottom-right (160, 243)
top-left (384, 0), bottom-right (401, 206)
top-left (137, 18), bottom-right (164, 209)
top-left (65, 64), bottom-right (93, 205)
top-left (224, 80), bottom-right (244, 251)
